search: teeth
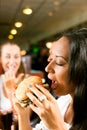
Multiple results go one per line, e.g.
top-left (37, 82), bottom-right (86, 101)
top-left (8, 66), bottom-right (15, 71)
top-left (52, 80), bottom-right (55, 83)
top-left (42, 78), bottom-right (45, 83)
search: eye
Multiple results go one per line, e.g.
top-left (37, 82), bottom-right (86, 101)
top-left (55, 57), bottom-right (67, 66)
top-left (56, 62), bottom-right (65, 66)
top-left (5, 55), bottom-right (10, 59)
top-left (14, 55), bottom-right (20, 59)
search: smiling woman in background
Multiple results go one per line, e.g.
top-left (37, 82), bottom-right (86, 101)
top-left (0, 41), bottom-right (25, 130)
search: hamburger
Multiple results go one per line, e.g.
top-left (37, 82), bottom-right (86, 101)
top-left (15, 76), bottom-right (43, 107)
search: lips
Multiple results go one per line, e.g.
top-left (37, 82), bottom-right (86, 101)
top-left (8, 66), bottom-right (15, 70)
top-left (8, 66), bottom-right (17, 72)
top-left (51, 80), bottom-right (58, 90)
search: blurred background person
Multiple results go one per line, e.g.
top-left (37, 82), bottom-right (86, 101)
top-left (0, 41), bottom-right (25, 130)
top-left (0, 40), bottom-right (43, 130)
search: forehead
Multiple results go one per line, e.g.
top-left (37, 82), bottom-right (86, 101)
top-left (50, 37), bottom-right (69, 57)
top-left (1, 44), bottom-right (21, 55)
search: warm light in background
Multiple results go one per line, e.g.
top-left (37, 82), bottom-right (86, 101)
top-left (8, 34), bottom-right (14, 39)
top-left (10, 29), bottom-right (17, 35)
top-left (21, 50), bottom-right (27, 56)
top-left (14, 22), bottom-right (23, 28)
top-left (46, 42), bottom-right (52, 48)
top-left (48, 12), bottom-right (53, 17)
top-left (22, 7), bottom-right (32, 15)
top-left (54, 1), bottom-right (60, 6)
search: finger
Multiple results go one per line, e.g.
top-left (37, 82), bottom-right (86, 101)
top-left (9, 71), bottom-right (15, 79)
top-left (28, 85), bottom-right (45, 100)
top-left (28, 85), bottom-right (55, 104)
top-left (26, 91), bottom-right (42, 107)
top-left (29, 86), bottom-right (49, 104)
top-left (4, 71), bottom-right (15, 81)
top-left (12, 93), bottom-right (22, 109)
top-left (27, 86), bottom-right (51, 112)
top-left (29, 103), bottom-right (39, 115)
top-left (36, 84), bottom-right (55, 101)
top-left (16, 73), bottom-right (24, 84)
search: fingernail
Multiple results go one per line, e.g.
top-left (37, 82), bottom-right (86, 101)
top-left (28, 85), bottom-right (32, 88)
top-left (36, 84), bottom-right (39, 88)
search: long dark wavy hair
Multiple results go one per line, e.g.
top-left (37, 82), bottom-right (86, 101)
top-left (63, 28), bottom-right (87, 130)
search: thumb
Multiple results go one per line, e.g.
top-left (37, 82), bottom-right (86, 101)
top-left (12, 93), bottom-right (22, 112)
top-left (16, 73), bottom-right (24, 84)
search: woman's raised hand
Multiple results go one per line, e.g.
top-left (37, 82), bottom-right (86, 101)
top-left (2, 70), bottom-right (24, 93)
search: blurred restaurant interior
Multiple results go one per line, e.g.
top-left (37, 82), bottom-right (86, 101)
top-left (0, 0), bottom-right (87, 83)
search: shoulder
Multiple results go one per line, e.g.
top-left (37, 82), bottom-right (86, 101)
top-left (57, 94), bottom-right (72, 103)
top-left (57, 94), bottom-right (72, 114)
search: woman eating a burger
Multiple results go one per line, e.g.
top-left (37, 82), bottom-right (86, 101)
top-left (3, 28), bottom-right (87, 130)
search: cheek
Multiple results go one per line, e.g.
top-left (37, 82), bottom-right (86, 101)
top-left (1, 63), bottom-right (8, 72)
top-left (56, 68), bottom-right (69, 86)
top-left (16, 59), bottom-right (21, 68)
top-left (14, 60), bottom-right (21, 74)
top-left (1, 58), bottom-right (8, 68)
top-left (55, 69), bottom-right (71, 95)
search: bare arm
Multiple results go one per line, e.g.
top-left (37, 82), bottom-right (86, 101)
top-left (18, 112), bottom-right (32, 130)
top-left (12, 95), bottom-right (33, 130)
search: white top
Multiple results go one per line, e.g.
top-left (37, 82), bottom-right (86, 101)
top-left (0, 76), bottom-right (12, 111)
top-left (0, 75), bottom-right (72, 129)
top-left (33, 94), bottom-right (72, 130)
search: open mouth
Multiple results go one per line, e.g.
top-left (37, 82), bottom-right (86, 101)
top-left (51, 80), bottom-right (58, 90)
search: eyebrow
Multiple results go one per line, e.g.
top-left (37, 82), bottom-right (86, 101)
top-left (56, 55), bottom-right (68, 62)
top-left (4, 53), bottom-right (20, 56)
top-left (49, 49), bottom-right (68, 62)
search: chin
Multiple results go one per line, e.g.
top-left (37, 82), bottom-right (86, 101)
top-left (53, 90), bottom-right (58, 95)
top-left (53, 89), bottom-right (62, 96)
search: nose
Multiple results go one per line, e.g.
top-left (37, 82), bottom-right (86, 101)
top-left (9, 57), bottom-right (15, 64)
top-left (45, 61), bottom-right (54, 73)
